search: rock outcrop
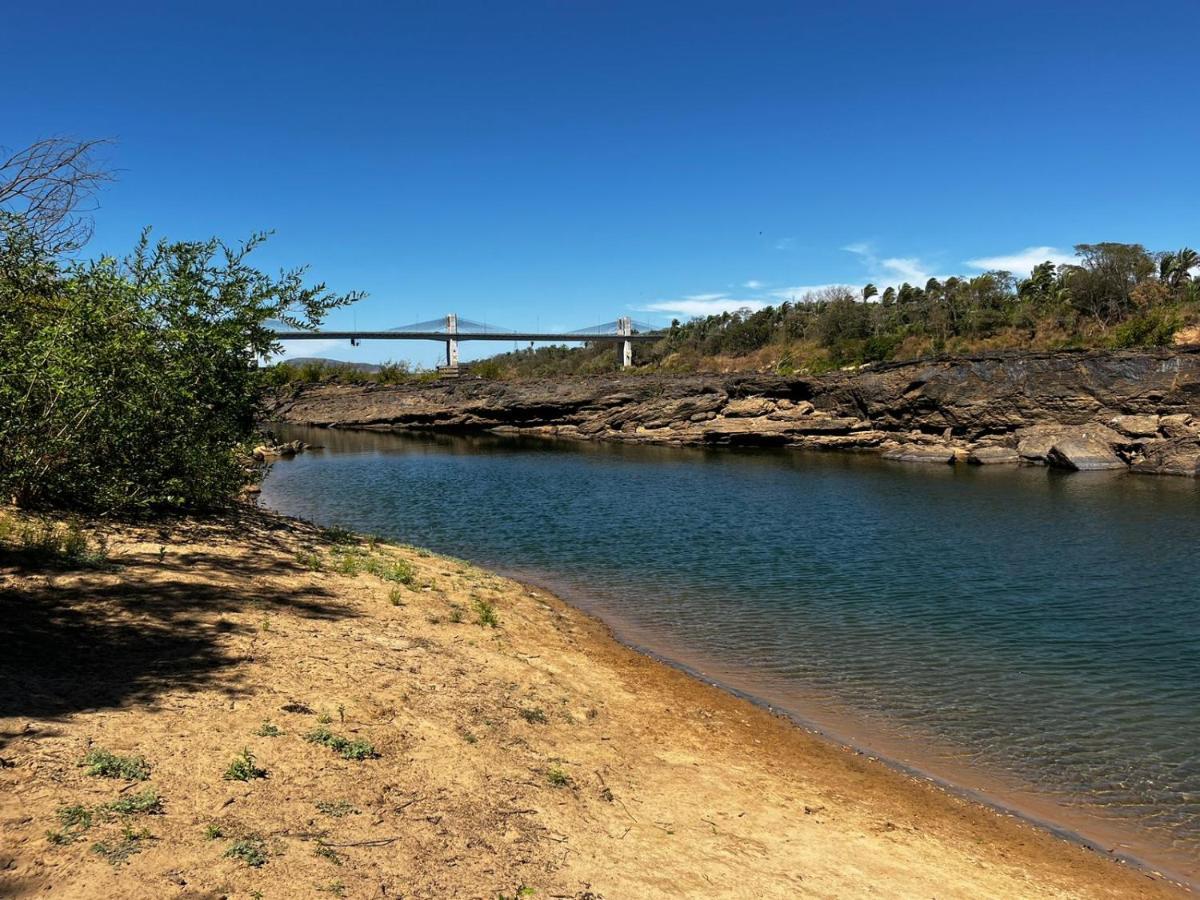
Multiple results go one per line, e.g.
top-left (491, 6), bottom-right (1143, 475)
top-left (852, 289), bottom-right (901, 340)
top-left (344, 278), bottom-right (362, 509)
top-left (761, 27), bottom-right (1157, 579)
top-left (264, 349), bottom-right (1200, 476)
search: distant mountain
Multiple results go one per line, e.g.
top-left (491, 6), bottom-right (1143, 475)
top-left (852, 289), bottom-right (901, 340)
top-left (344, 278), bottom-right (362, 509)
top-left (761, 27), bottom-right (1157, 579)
top-left (280, 357), bottom-right (382, 373)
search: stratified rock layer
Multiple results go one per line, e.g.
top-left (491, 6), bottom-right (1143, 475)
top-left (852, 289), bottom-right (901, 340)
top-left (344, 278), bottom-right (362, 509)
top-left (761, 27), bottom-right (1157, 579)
top-left (264, 349), bottom-right (1200, 475)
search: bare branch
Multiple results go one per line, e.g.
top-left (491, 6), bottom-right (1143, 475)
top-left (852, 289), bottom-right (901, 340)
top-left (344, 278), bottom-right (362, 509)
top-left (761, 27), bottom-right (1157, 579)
top-left (0, 136), bottom-right (115, 254)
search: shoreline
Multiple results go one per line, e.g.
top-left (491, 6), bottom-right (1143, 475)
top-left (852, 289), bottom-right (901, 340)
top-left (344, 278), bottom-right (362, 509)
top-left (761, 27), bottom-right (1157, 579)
top-left (493, 563), bottom-right (1199, 892)
top-left (1, 504), bottom-right (1192, 897)
top-left (262, 349), bottom-right (1200, 478)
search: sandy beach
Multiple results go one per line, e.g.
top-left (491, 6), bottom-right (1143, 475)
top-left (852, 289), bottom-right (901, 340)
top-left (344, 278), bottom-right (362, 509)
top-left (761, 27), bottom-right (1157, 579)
top-left (0, 506), bottom-right (1190, 899)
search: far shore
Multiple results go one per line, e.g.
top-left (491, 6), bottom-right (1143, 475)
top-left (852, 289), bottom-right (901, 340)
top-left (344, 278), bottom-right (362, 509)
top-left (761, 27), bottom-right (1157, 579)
top-left (0, 504), bottom-right (1191, 898)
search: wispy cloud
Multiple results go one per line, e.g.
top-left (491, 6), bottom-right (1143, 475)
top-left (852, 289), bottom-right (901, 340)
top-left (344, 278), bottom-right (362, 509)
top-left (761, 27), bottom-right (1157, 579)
top-left (641, 294), bottom-right (767, 318)
top-left (843, 242), bottom-right (940, 287)
top-left (769, 283), bottom-right (854, 300)
top-left (774, 237), bottom-right (797, 251)
top-left (964, 246), bottom-right (1076, 275)
top-left (743, 279), bottom-right (764, 289)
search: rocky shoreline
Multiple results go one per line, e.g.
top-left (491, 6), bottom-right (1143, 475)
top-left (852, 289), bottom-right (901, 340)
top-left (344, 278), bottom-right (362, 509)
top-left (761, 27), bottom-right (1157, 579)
top-left (264, 348), bottom-right (1200, 477)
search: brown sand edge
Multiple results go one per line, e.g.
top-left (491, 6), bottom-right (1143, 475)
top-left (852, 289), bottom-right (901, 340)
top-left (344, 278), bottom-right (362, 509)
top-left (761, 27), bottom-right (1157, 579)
top-left (0, 504), bottom-right (1192, 898)
top-left (513, 573), bottom-right (1195, 897)
top-left (521, 575), bottom-right (1199, 889)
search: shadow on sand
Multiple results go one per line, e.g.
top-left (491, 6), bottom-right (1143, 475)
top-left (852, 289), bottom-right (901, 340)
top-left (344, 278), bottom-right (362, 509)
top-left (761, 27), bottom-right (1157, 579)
top-left (0, 507), bottom-right (354, 745)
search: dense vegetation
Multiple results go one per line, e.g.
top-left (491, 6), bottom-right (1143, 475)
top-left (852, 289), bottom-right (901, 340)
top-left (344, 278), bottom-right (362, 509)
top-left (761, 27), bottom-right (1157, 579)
top-left (0, 215), bottom-right (358, 512)
top-left (265, 242), bottom-right (1198, 385)
top-left (481, 243), bottom-right (1198, 377)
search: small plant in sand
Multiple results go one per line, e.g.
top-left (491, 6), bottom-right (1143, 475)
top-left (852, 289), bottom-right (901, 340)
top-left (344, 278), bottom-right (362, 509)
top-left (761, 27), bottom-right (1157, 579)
top-left (103, 789), bottom-right (163, 816)
top-left (448, 603), bottom-right (465, 623)
top-left (388, 587), bottom-right (406, 606)
top-left (223, 748), bottom-right (267, 781)
top-left (546, 766), bottom-right (571, 788)
top-left (204, 823), bottom-right (224, 840)
top-left (321, 525), bottom-right (358, 546)
top-left (473, 597), bottom-right (499, 627)
top-left (519, 707), bottom-right (548, 725)
top-left (91, 824), bottom-right (152, 866)
top-left (224, 835), bottom-right (268, 867)
top-left (315, 842), bottom-right (343, 865)
top-left (318, 881), bottom-right (347, 897)
top-left (254, 721), bottom-right (282, 737)
top-left (81, 748), bottom-right (150, 781)
top-left (296, 549), bottom-right (323, 571)
top-left (315, 799), bottom-right (358, 818)
top-left (305, 726), bottom-right (378, 760)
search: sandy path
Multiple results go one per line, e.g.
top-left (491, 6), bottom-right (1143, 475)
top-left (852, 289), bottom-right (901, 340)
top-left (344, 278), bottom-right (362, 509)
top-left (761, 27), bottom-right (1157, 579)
top-left (0, 507), bottom-right (1188, 898)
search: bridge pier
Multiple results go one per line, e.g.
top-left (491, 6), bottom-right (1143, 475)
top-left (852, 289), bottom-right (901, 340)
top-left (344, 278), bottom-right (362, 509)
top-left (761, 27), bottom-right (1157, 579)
top-left (616, 316), bottom-right (633, 369)
top-left (443, 313), bottom-right (459, 372)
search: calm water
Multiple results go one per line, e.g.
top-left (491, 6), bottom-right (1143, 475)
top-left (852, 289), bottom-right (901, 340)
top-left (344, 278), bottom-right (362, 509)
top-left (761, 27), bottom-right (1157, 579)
top-left (262, 425), bottom-right (1200, 876)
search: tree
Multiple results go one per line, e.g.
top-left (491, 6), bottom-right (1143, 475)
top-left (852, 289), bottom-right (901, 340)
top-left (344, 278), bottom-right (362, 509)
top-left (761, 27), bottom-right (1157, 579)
top-left (0, 221), bottom-right (362, 511)
top-left (1063, 243), bottom-right (1155, 324)
top-left (861, 282), bottom-right (878, 302)
top-left (1159, 247), bottom-right (1198, 289)
top-left (0, 137), bottom-right (113, 253)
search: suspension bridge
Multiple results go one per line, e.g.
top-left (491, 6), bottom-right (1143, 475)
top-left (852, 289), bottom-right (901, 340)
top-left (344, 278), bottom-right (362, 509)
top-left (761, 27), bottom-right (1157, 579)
top-left (269, 314), bottom-right (663, 371)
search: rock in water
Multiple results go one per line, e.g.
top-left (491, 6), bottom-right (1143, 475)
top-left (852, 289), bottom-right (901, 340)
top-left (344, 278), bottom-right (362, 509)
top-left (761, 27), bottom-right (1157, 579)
top-left (1045, 436), bottom-right (1127, 470)
top-left (882, 445), bottom-right (956, 464)
top-left (1131, 437), bottom-right (1200, 477)
top-left (967, 446), bottom-right (1020, 465)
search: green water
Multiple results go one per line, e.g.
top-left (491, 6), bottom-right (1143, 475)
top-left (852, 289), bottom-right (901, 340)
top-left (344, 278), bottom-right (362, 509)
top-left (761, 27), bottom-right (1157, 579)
top-left (261, 425), bottom-right (1200, 876)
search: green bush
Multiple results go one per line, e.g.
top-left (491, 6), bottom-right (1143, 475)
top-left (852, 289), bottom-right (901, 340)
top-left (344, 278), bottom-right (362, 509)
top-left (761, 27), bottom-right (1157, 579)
top-left (0, 217), bottom-right (359, 512)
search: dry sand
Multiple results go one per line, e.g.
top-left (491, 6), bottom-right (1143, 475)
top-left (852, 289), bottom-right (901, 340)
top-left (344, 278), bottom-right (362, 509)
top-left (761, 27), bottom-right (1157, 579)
top-left (0, 506), bottom-right (1190, 899)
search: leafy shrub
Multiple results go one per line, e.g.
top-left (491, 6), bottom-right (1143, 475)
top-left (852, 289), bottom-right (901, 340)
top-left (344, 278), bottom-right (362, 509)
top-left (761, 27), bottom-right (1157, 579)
top-left (0, 218), bottom-right (358, 512)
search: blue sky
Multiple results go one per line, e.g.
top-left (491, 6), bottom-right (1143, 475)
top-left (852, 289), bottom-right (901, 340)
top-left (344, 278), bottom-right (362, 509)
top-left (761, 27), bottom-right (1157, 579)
top-left (8, 1), bottom-right (1199, 365)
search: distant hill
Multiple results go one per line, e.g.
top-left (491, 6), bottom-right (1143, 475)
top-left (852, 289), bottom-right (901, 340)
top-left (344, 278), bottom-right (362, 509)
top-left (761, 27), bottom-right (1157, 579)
top-left (280, 357), bottom-right (382, 373)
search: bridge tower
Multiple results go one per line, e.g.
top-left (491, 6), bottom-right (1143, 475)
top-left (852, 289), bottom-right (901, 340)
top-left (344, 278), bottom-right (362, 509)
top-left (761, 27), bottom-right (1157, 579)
top-left (444, 313), bottom-right (459, 371)
top-left (617, 316), bottom-right (633, 369)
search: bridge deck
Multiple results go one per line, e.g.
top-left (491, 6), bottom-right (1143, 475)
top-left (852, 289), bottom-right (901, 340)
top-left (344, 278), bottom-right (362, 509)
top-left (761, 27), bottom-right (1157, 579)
top-left (271, 331), bottom-right (661, 342)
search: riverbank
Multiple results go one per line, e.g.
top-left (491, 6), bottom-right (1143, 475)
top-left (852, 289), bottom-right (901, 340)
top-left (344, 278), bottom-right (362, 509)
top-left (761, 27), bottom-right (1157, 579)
top-left (0, 505), bottom-right (1189, 898)
top-left (263, 348), bottom-right (1200, 476)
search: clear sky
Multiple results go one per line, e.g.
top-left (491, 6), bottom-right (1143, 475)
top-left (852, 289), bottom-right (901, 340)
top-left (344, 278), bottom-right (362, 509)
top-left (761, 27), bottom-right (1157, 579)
top-left (8, 1), bottom-right (1199, 365)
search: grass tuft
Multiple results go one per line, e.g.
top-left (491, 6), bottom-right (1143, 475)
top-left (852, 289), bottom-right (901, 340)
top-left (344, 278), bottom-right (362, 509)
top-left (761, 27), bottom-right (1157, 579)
top-left (473, 597), bottom-right (499, 627)
top-left (91, 825), bottom-right (151, 866)
top-left (304, 727), bottom-right (378, 760)
top-left (315, 799), bottom-right (358, 818)
top-left (104, 789), bottom-right (163, 816)
top-left (254, 721), bottom-right (282, 737)
top-left (519, 708), bottom-right (548, 725)
top-left (223, 748), bottom-right (267, 781)
top-left (81, 748), bottom-right (150, 781)
top-left (224, 835), bottom-right (268, 867)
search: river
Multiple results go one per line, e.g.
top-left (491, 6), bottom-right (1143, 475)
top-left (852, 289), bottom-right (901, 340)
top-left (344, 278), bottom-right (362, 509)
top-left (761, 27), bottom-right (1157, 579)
top-left (261, 424), bottom-right (1200, 880)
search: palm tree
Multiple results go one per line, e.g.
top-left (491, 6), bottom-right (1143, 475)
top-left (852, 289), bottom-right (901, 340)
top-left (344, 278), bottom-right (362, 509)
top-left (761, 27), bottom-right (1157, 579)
top-left (1159, 248), bottom-right (1197, 288)
top-left (861, 283), bottom-right (878, 303)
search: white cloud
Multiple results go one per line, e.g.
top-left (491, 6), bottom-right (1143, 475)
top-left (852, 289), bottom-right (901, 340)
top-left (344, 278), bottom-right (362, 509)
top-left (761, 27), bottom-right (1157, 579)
top-left (879, 256), bottom-right (933, 284)
top-left (842, 242), bottom-right (942, 287)
top-left (774, 237), bottom-right (797, 251)
top-left (271, 338), bottom-right (345, 360)
top-left (965, 246), bottom-right (1076, 275)
top-left (641, 294), bottom-right (767, 318)
top-left (743, 279), bottom-right (764, 289)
